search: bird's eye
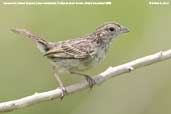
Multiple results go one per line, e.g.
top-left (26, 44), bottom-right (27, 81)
top-left (109, 27), bottom-right (115, 32)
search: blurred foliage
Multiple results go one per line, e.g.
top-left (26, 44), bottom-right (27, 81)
top-left (0, 0), bottom-right (171, 114)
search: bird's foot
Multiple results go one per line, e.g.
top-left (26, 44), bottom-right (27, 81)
top-left (84, 75), bottom-right (96, 88)
top-left (69, 71), bottom-right (96, 89)
top-left (59, 87), bottom-right (67, 100)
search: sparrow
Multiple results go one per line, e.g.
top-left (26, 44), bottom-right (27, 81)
top-left (11, 22), bottom-right (129, 98)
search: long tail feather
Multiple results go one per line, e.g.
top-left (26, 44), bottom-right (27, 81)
top-left (11, 28), bottom-right (50, 53)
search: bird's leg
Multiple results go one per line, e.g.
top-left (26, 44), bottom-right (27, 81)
top-left (52, 66), bottom-right (67, 99)
top-left (70, 71), bottom-right (96, 88)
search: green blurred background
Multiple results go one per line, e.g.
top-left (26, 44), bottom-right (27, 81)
top-left (0, 0), bottom-right (171, 114)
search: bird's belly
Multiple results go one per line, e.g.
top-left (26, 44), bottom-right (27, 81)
top-left (51, 47), bottom-right (107, 72)
top-left (51, 58), bottom-right (92, 72)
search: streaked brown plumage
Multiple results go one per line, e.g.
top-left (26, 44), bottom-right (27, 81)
top-left (11, 22), bottom-right (129, 98)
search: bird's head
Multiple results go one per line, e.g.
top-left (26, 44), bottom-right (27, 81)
top-left (96, 22), bottom-right (129, 42)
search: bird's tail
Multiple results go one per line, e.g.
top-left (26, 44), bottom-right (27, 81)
top-left (11, 28), bottom-right (50, 53)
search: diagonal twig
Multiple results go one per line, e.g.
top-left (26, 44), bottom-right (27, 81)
top-left (0, 49), bottom-right (171, 113)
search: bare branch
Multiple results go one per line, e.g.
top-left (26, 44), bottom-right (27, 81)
top-left (0, 49), bottom-right (171, 113)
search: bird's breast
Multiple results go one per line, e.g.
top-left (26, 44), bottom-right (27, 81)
top-left (91, 43), bottom-right (109, 64)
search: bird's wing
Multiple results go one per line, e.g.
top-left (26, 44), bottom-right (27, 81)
top-left (44, 42), bottom-right (93, 59)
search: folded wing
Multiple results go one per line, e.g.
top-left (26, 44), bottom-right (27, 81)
top-left (44, 41), bottom-right (94, 59)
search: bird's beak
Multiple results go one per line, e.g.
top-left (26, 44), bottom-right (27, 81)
top-left (120, 26), bottom-right (129, 33)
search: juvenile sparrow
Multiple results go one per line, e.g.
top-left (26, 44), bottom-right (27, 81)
top-left (11, 22), bottom-right (129, 98)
